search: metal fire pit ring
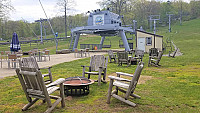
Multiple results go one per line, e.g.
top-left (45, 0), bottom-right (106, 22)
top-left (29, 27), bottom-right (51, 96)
top-left (64, 76), bottom-right (94, 96)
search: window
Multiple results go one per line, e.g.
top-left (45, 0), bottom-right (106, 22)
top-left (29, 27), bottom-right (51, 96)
top-left (146, 37), bottom-right (152, 46)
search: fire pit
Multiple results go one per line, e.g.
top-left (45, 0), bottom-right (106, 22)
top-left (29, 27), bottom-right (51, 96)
top-left (64, 77), bottom-right (94, 96)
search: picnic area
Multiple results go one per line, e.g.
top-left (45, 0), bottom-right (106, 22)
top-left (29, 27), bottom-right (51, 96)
top-left (0, 18), bottom-right (200, 113)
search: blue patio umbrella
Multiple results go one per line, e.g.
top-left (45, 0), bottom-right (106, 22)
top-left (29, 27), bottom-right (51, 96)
top-left (10, 32), bottom-right (21, 52)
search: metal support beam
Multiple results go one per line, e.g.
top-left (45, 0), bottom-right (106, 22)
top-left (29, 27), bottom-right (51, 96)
top-left (40, 21), bottom-right (43, 43)
top-left (153, 20), bottom-right (156, 34)
top-left (100, 36), bottom-right (105, 49)
top-left (72, 33), bottom-right (80, 51)
top-left (167, 14), bottom-right (173, 32)
top-left (120, 30), bottom-right (130, 51)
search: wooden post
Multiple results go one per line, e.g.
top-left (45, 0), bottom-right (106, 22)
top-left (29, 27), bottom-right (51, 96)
top-left (107, 79), bottom-right (114, 104)
top-left (60, 83), bottom-right (65, 107)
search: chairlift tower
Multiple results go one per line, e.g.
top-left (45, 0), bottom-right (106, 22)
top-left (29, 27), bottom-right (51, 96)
top-left (149, 15), bottom-right (160, 34)
top-left (70, 9), bottom-right (135, 51)
top-left (166, 13), bottom-right (174, 32)
top-left (35, 18), bottom-right (47, 44)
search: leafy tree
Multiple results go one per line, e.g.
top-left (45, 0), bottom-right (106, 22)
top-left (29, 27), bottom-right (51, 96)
top-left (56, 0), bottom-right (76, 38)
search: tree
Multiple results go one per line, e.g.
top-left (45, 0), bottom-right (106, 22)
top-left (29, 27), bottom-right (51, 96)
top-left (0, 0), bottom-right (14, 19)
top-left (56, 0), bottom-right (76, 38)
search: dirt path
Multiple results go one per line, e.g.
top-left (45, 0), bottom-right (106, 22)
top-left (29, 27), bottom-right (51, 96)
top-left (0, 52), bottom-right (106, 79)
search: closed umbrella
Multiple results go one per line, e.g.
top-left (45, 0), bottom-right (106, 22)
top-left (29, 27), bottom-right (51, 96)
top-left (10, 32), bottom-right (21, 52)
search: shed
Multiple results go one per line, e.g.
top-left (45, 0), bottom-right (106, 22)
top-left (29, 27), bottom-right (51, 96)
top-left (136, 30), bottom-right (163, 53)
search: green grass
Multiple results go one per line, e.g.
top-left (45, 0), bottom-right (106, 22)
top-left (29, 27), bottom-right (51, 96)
top-left (1, 19), bottom-right (200, 112)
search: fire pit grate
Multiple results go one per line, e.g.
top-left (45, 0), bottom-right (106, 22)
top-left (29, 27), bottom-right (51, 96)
top-left (64, 76), bottom-right (94, 96)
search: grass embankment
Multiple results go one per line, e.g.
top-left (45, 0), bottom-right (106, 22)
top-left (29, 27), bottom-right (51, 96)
top-left (0, 19), bottom-right (200, 112)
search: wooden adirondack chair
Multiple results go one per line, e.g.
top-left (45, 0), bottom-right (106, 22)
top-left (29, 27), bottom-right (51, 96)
top-left (168, 48), bottom-right (178, 58)
top-left (117, 51), bottom-right (130, 66)
top-left (108, 50), bottom-right (116, 63)
top-left (148, 51), bottom-right (163, 67)
top-left (83, 48), bottom-right (90, 57)
top-left (19, 57), bottom-right (53, 84)
top-left (82, 55), bottom-right (108, 86)
top-left (7, 54), bottom-right (20, 68)
top-left (133, 49), bottom-right (144, 62)
top-left (74, 48), bottom-right (82, 58)
top-left (149, 48), bottom-right (158, 57)
top-left (107, 62), bottom-right (144, 107)
top-left (41, 50), bottom-right (50, 61)
top-left (16, 67), bottom-right (65, 113)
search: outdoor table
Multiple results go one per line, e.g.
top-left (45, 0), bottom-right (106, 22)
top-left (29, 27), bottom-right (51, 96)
top-left (37, 50), bottom-right (44, 62)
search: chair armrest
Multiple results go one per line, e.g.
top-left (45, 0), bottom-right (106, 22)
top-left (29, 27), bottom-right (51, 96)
top-left (46, 78), bottom-right (65, 88)
top-left (81, 65), bottom-right (90, 68)
top-left (40, 66), bottom-right (52, 70)
top-left (108, 76), bottom-right (131, 82)
top-left (116, 72), bottom-right (133, 77)
top-left (149, 56), bottom-right (158, 59)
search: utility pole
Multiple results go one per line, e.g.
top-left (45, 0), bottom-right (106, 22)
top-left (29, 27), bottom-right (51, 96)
top-left (35, 18), bottom-right (47, 44)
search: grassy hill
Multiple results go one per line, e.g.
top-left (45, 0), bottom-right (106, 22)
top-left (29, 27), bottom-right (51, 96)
top-left (0, 19), bottom-right (200, 112)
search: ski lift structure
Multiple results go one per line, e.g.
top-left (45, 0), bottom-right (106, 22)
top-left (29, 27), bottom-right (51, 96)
top-left (70, 9), bottom-right (135, 52)
top-left (35, 18), bottom-right (48, 44)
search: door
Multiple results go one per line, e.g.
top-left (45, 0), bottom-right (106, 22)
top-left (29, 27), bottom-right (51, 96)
top-left (137, 37), bottom-right (145, 52)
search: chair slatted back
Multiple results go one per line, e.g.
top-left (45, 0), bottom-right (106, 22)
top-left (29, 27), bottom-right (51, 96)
top-left (149, 48), bottom-right (158, 57)
top-left (45, 50), bottom-right (50, 55)
top-left (135, 50), bottom-right (144, 58)
top-left (16, 68), bottom-right (48, 101)
top-left (19, 57), bottom-right (39, 69)
top-left (1, 51), bottom-right (4, 55)
top-left (85, 48), bottom-right (89, 52)
top-left (5, 51), bottom-right (11, 55)
top-left (90, 55), bottom-right (106, 71)
top-left (125, 62), bottom-right (144, 98)
top-left (8, 54), bottom-right (17, 59)
top-left (108, 50), bottom-right (114, 56)
top-left (74, 48), bottom-right (78, 53)
top-left (117, 51), bottom-right (128, 60)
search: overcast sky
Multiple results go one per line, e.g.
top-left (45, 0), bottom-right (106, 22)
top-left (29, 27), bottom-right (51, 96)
top-left (10, 0), bottom-right (101, 22)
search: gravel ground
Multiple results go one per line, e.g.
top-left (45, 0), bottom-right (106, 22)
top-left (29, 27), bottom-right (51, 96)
top-left (0, 52), bottom-right (106, 79)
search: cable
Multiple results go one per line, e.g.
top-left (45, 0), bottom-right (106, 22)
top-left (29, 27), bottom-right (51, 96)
top-left (38, 0), bottom-right (58, 50)
top-left (21, 17), bottom-right (38, 39)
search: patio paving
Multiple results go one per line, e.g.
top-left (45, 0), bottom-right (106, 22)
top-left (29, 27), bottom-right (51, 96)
top-left (0, 52), bottom-right (106, 79)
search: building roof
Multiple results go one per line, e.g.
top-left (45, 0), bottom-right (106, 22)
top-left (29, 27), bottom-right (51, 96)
top-left (136, 29), bottom-right (163, 38)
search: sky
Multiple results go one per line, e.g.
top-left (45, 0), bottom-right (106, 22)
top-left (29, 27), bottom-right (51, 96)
top-left (10, 0), bottom-right (101, 22)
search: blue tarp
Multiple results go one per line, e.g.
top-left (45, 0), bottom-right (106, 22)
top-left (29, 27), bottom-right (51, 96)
top-left (10, 32), bottom-right (21, 52)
